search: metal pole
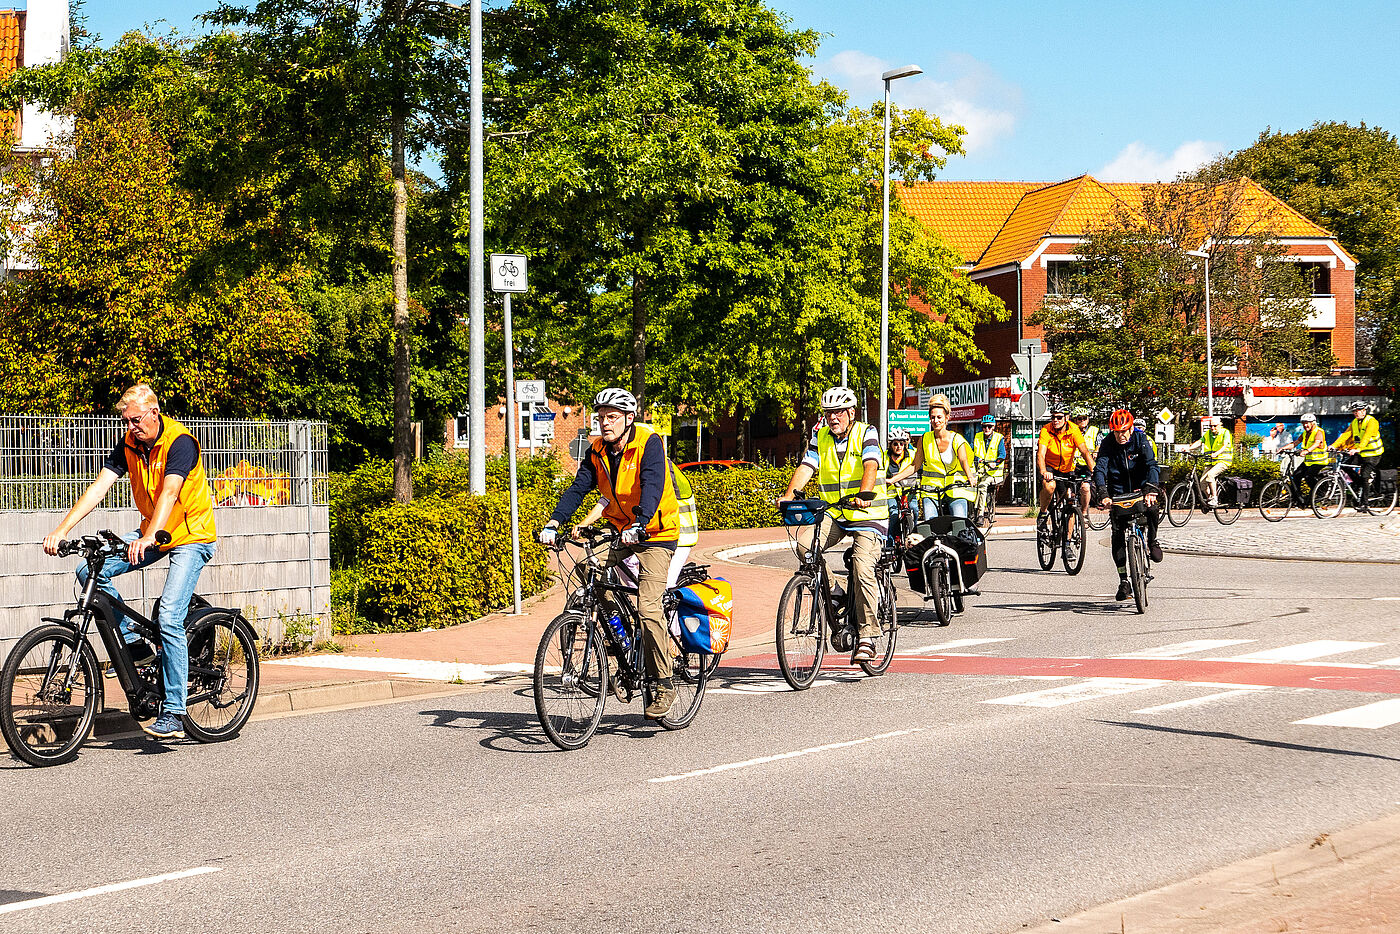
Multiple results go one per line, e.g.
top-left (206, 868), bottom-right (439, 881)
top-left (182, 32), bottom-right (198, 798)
top-left (468, 0), bottom-right (486, 494)
top-left (502, 293), bottom-right (523, 615)
top-left (879, 78), bottom-right (892, 447)
top-left (1203, 253), bottom-right (1214, 419)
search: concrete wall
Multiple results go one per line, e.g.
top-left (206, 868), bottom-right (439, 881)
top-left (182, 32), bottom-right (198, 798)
top-left (0, 505), bottom-right (330, 662)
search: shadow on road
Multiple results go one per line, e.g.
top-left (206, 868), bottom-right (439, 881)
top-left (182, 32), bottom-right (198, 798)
top-left (1097, 719), bottom-right (1400, 762)
top-left (419, 696), bottom-right (668, 754)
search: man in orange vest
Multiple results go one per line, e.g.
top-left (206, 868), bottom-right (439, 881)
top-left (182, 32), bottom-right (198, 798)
top-left (542, 388), bottom-right (683, 720)
top-left (43, 384), bottom-right (218, 741)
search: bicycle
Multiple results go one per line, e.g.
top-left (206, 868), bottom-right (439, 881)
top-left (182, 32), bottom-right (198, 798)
top-left (1312, 450), bottom-right (1398, 519)
top-left (1110, 483), bottom-right (1161, 615)
top-left (905, 486), bottom-right (984, 626)
top-left (1036, 471), bottom-right (1089, 575)
top-left (1257, 450), bottom-right (1305, 522)
top-left (774, 496), bottom-right (899, 690)
top-left (532, 526), bottom-right (711, 750)
top-left (1, 530), bottom-right (260, 767)
top-left (1165, 452), bottom-right (1243, 527)
top-left (970, 459), bottom-right (1002, 530)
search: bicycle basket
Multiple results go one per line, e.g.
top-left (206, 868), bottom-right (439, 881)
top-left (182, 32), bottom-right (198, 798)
top-left (780, 499), bottom-right (823, 527)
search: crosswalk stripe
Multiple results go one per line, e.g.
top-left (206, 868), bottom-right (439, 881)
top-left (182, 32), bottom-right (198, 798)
top-left (1293, 698), bottom-right (1400, 729)
top-left (1226, 641), bottom-right (1384, 663)
top-left (1113, 639), bottom-right (1254, 659)
top-left (1373, 658), bottom-right (1400, 667)
top-left (983, 677), bottom-right (1169, 708)
top-left (904, 638), bottom-right (1015, 656)
top-left (1133, 687), bottom-right (1269, 714)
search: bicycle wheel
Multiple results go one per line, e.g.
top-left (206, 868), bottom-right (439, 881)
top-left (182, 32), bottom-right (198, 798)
top-left (1367, 478), bottom-right (1398, 517)
top-left (1036, 513), bottom-right (1057, 570)
top-left (859, 568), bottom-right (899, 676)
top-left (1, 625), bottom-right (101, 767)
top-left (1062, 505), bottom-right (1087, 576)
top-left (1257, 479), bottom-right (1291, 522)
top-left (1312, 477), bottom-right (1344, 519)
top-left (1086, 504), bottom-right (1111, 531)
top-left (776, 575), bottom-right (826, 690)
top-left (1165, 482), bottom-right (1193, 526)
top-left (657, 647), bottom-right (708, 730)
top-left (928, 557), bottom-right (954, 627)
top-left (534, 612), bottom-right (607, 750)
top-left (182, 613), bottom-right (260, 743)
top-left (1214, 487), bottom-right (1243, 525)
top-left (1127, 535), bottom-right (1149, 614)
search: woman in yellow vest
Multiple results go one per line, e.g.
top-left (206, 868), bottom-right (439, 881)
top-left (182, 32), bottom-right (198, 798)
top-left (1284, 412), bottom-right (1329, 506)
top-left (1183, 415), bottom-right (1233, 506)
top-left (1334, 401), bottom-right (1386, 508)
top-left (42, 384), bottom-right (218, 742)
top-left (890, 393), bottom-right (975, 520)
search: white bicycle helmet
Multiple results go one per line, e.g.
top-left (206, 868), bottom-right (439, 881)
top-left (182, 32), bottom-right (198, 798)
top-left (889, 428), bottom-right (910, 442)
top-left (592, 387), bottom-right (638, 414)
top-left (1301, 412), bottom-right (1317, 423)
top-left (821, 386), bottom-right (858, 411)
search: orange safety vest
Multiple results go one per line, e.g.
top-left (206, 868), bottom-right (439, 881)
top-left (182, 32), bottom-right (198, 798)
top-left (124, 415), bottom-right (217, 549)
top-left (591, 423), bottom-right (680, 543)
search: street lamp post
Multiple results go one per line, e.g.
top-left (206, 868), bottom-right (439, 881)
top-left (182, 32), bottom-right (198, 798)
top-left (1186, 248), bottom-right (1213, 418)
top-left (880, 64), bottom-right (922, 445)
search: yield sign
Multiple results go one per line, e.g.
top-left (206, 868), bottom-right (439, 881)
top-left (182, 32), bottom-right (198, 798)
top-left (1011, 351), bottom-right (1051, 386)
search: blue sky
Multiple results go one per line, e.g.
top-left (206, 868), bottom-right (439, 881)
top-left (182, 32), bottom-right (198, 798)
top-left (75, 0), bottom-right (1400, 182)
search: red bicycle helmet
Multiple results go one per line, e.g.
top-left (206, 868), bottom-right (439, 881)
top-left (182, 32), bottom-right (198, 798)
top-left (1108, 408), bottom-right (1133, 431)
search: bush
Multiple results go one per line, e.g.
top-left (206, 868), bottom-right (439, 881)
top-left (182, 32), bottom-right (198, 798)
top-left (1159, 447), bottom-right (1281, 489)
top-left (688, 466), bottom-right (803, 531)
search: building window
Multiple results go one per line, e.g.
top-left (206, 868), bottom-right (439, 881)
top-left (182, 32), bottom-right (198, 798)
top-left (1045, 260), bottom-right (1090, 296)
top-left (1296, 262), bottom-right (1331, 296)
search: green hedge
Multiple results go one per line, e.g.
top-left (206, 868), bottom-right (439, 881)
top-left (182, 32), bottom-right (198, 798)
top-left (688, 465), bottom-right (810, 531)
top-left (1159, 448), bottom-right (1282, 489)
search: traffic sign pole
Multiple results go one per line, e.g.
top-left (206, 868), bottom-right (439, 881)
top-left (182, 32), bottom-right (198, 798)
top-left (501, 291), bottom-right (522, 615)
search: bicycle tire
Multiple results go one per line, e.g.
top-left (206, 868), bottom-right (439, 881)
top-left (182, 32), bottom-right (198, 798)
top-left (183, 613), bottom-right (260, 743)
top-left (1166, 482), bottom-right (1194, 527)
top-left (859, 568), bottom-right (899, 676)
top-left (1367, 479), bottom-right (1398, 517)
top-left (1035, 513), bottom-right (1057, 570)
top-left (1062, 504), bottom-right (1087, 576)
top-left (1127, 535), bottom-right (1148, 614)
top-left (656, 648), bottom-right (708, 730)
top-left (1, 625), bottom-right (101, 767)
top-left (1312, 477), bottom-right (1344, 519)
top-left (1214, 490), bottom-right (1243, 526)
top-left (534, 612), bottom-right (607, 750)
top-left (928, 558), bottom-right (954, 626)
top-left (1086, 504), bottom-right (1111, 531)
top-left (1258, 479), bottom-right (1291, 522)
top-left (775, 575), bottom-right (825, 690)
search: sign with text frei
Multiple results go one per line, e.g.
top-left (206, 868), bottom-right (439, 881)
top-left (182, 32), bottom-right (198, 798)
top-left (925, 379), bottom-right (990, 423)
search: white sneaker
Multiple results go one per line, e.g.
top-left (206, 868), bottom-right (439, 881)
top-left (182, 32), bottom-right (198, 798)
top-left (852, 640), bottom-right (876, 662)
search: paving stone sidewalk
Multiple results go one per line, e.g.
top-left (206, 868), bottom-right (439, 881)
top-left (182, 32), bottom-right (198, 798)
top-left (1160, 513), bottom-right (1400, 564)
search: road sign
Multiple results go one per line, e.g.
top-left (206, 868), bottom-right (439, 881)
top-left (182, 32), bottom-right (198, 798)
top-left (1018, 339), bottom-right (1041, 356)
top-left (1157, 407), bottom-right (1174, 424)
top-left (887, 409), bottom-right (929, 435)
top-left (1011, 351), bottom-right (1051, 386)
top-left (532, 408), bottom-right (556, 440)
top-left (491, 253), bottom-right (528, 293)
top-left (515, 380), bottom-right (545, 404)
top-left (1017, 390), bottom-right (1049, 421)
top-left (569, 437), bottom-right (589, 461)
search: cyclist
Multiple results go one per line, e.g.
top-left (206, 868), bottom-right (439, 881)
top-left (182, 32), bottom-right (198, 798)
top-left (1093, 408), bottom-right (1162, 601)
top-left (1283, 412), bottom-right (1328, 506)
top-left (1071, 407), bottom-right (1099, 510)
top-left (1333, 401), bottom-right (1385, 509)
top-left (778, 387), bottom-right (886, 662)
top-left (1182, 414), bottom-right (1233, 507)
top-left (541, 388), bottom-right (682, 720)
top-left (885, 428), bottom-right (914, 480)
top-left (41, 383), bottom-right (218, 741)
top-left (1133, 413), bottom-right (1158, 459)
top-left (891, 393), bottom-right (975, 519)
top-left (571, 457), bottom-right (699, 588)
top-left (1036, 403), bottom-right (1095, 559)
top-left (972, 414), bottom-right (1006, 513)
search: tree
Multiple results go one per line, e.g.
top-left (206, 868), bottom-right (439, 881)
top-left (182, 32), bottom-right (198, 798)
top-left (1193, 122), bottom-right (1400, 390)
top-left (1032, 180), bottom-right (1323, 418)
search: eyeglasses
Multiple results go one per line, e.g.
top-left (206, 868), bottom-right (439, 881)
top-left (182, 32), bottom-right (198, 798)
top-left (119, 408), bottom-right (155, 428)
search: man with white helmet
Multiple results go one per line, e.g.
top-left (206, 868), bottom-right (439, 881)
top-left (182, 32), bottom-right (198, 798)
top-left (779, 386), bottom-right (886, 662)
top-left (1334, 401), bottom-right (1386, 509)
top-left (542, 388), bottom-right (683, 720)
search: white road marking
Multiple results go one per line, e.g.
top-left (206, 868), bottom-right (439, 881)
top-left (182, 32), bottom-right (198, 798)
top-left (1112, 639), bottom-right (1254, 659)
top-left (1293, 698), bottom-right (1400, 730)
top-left (707, 676), bottom-right (861, 695)
top-left (0, 867), bottom-right (222, 916)
top-left (1372, 657), bottom-right (1400, 667)
top-left (1374, 597), bottom-right (1400, 601)
top-left (265, 655), bottom-right (532, 682)
top-left (983, 678), bottom-right (1170, 708)
top-left (1225, 641), bottom-right (1384, 663)
top-left (1133, 687), bottom-right (1270, 714)
top-left (904, 638), bottom-right (1016, 655)
top-left (647, 729), bottom-right (922, 783)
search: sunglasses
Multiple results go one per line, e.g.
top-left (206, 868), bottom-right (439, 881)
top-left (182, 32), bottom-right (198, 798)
top-left (119, 409), bottom-right (155, 428)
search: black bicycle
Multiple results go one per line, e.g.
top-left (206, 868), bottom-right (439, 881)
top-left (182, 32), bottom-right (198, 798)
top-left (774, 496), bottom-right (899, 690)
top-left (1257, 450), bottom-right (1305, 522)
top-left (1, 530), bottom-right (260, 767)
top-left (1037, 472), bottom-right (1088, 575)
top-left (1166, 452), bottom-right (1243, 526)
top-left (1110, 484), bottom-right (1161, 615)
top-left (970, 458), bottom-right (1003, 531)
top-left (533, 527), bottom-right (711, 750)
top-left (1312, 450), bottom-right (1398, 519)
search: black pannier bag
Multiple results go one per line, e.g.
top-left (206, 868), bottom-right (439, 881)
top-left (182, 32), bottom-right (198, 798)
top-left (1380, 469), bottom-right (1398, 493)
top-left (1222, 476), bottom-right (1253, 505)
top-left (904, 515), bottom-right (987, 592)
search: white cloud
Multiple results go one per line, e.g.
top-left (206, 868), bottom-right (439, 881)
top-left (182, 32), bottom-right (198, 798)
top-left (820, 51), bottom-right (1022, 156)
top-left (1097, 140), bottom-right (1224, 182)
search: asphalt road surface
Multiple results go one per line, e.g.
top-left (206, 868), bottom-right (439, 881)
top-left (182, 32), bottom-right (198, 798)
top-left (4, 531), bottom-right (1399, 933)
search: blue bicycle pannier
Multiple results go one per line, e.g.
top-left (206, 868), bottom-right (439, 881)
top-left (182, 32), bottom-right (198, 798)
top-left (780, 499), bottom-right (822, 527)
top-left (670, 578), bottom-right (733, 654)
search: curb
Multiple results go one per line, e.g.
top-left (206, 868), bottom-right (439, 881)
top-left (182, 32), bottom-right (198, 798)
top-left (1159, 545), bottom-right (1400, 565)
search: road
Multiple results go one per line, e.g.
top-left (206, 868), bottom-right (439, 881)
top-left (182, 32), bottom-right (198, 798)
top-left (3, 529), bottom-right (1400, 933)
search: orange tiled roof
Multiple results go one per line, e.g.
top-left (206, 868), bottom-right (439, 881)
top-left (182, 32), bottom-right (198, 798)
top-left (894, 181), bottom-right (1039, 265)
top-left (0, 11), bottom-right (23, 143)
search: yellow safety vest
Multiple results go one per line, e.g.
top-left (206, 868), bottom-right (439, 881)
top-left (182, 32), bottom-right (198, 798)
top-left (1336, 415), bottom-right (1384, 458)
top-left (669, 462), bottom-right (699, 547)
top-left (1202, 429), bottom-right (1233, 467)
top-left (973, 430), bottom-right (1005, 482)
top-left (919, 429), bottom-right (975, 503)
top-left (816, 421), bottom-right (888, 529)
top-left (1299, 425), bottom-right (1329, 467)
top-left (1074, 425), bottom-right (1099, 469)
top-left (124, 416), bottom-right (217, 549)
top-left (884, 449), bottom-right (914, 479)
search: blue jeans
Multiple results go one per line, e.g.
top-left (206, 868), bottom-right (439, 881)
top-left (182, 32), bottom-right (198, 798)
top-left (922, 496), bottom-right (969, 520)
top-left (76, 531), bottom-right (216, 715)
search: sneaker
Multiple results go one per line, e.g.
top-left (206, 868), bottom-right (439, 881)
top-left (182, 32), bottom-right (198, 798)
top-left (1148, 540), bottom-right (1164, 563)
top-left (852, 640), bottom-right (876, 662)
top-left (142, 712), bottom-right (185, 740)
top-left (1063, 540), bottom-right (1079, 563)
top-left (644, 682), bottom-right (675, 720)
top-left (1115, 580), bottom-right (1131, 601)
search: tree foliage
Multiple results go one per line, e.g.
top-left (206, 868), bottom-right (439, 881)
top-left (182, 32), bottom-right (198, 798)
top-left (1032, 181), bottom-right (1322, 417)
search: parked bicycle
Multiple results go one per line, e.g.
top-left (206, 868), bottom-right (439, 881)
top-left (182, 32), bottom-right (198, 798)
top-left (1, 530), bottom-right (260, 767)
top-left (1111, 484), bottom-right (1161, 615)
top-left (1036, 471), bottom-right (1089, 575)
top-left (1257, 450), bottom-right (1305, 522)
top-left (970, 458), bottom-right (1002, 530)
top-left (533, 526), bottom-right (712, 750)
top-left (774, 496), bottom-right (899, 690)
top-left (1166, 452), bottom-right (1243, 526)
top-left (1312, 451), bottom-right (1398, 519)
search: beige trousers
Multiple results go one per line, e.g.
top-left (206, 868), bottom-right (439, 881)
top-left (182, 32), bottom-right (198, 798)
top-left (605, 543), bottom-right (675, 682)
top-left (807, 519), bottom-right (882, 640)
